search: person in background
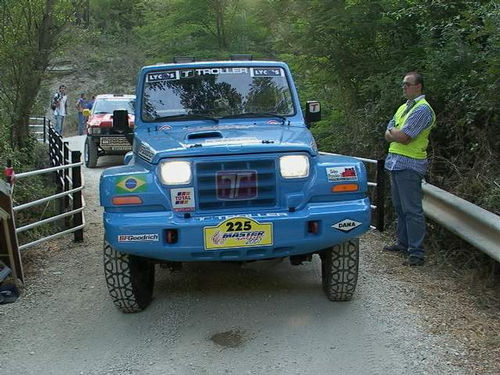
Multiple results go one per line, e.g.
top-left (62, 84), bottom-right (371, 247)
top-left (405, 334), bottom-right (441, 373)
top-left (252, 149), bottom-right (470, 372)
top-left (76, 92), bottom-right (87, 135)
top-left (86, 95), bottom-right (95, 110)
top-left (383, 71), bottom-right (436, 266)
top-left (52, 85), bottom-right (68, 135)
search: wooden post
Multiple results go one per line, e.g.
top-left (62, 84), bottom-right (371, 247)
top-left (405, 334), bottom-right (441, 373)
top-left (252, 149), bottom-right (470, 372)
top-left (0, 180), bottom-right (24, 284)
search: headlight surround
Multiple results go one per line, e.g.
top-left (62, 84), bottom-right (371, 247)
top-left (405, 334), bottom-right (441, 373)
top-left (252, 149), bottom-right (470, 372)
top-left (159, 161), bottom-right (192, 185)
top-left (279, 155), bottom-right (309, 179)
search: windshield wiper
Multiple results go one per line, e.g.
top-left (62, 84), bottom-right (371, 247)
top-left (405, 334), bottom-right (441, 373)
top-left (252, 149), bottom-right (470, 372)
top-left (153, 114), bottom-right (219, 123)
top-left (220, 112), bottom-right (287, 124)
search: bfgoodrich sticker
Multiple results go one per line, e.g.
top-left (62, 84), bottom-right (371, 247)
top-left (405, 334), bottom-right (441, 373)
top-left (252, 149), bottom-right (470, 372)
top-left (118, 234), bottom-right (159, 242)
top-left (331, 219), bottom-right (362, 232)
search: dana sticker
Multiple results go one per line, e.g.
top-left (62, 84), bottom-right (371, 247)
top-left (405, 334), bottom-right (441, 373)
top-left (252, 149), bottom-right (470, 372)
top-left (159, 124), bottom-right (172, 131)
top-left (331, 219), bottom-right (362, 232)
top-left (170, 188), bottom-right (195, 212)
top-left (204, 217), bottom-right (273, 250)
top-left (116, 175), bottom-right (147, 194)
top-left (326, 166), bottom-right (357, 182)
top-left (118, 234), bottom-right (159, 242)
top-left (251, 68), bottom-right (284, 77)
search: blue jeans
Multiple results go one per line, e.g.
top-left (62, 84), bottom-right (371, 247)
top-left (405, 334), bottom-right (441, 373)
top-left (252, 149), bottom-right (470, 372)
top-left (54, 115), bottom-right (65, 135)
top-left (389, 169), bottom-right (425, 259)
top-left (78, 112), bottom-right (86, 135)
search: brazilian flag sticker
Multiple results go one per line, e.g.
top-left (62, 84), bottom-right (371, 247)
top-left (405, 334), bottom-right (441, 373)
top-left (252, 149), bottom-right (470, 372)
top-left (116, 175), bottom-right (147, 194)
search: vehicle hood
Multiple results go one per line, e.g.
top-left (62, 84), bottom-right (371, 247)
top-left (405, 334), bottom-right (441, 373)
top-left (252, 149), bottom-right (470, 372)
top-left (134, 122), bottom-right (317, 163)
top-left (88, 113), bottom-right (135, 126)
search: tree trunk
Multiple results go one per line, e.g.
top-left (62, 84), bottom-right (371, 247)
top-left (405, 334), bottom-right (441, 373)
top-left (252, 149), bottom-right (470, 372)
top-left (11, 0), bottom-right (57, 149)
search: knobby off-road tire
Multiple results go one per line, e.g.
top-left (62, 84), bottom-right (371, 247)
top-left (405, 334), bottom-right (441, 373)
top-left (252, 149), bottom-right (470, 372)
top-left (103, 242), bottom-right (155, 313)
top-left (320, 238), bottom-right (359, 301)
top-left (84, 137), bottom-right (98, 168)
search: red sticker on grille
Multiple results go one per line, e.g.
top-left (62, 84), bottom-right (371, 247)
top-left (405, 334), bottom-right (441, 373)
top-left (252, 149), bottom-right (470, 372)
top-left (216, 170), bottom-right (257, 200)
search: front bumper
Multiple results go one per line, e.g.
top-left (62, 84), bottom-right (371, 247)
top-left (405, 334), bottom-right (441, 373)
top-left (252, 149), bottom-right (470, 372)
top-left (104, 198), bottom-right (371, 262)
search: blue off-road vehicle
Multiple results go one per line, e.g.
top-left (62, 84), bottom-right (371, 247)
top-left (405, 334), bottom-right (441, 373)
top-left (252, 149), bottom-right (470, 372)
top-left (100, 58), bottom-right (371, 312)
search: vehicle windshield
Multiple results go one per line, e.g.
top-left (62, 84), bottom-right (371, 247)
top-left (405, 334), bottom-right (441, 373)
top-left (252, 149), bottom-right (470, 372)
top-left (141, 66), bottom-right (295, 122)
top-left (93, 99), bottom-right (135, 114)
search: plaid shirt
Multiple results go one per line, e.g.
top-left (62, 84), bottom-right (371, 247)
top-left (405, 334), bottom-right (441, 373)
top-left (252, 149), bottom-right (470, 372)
top-left (385, 95), bottom-right (434, 175)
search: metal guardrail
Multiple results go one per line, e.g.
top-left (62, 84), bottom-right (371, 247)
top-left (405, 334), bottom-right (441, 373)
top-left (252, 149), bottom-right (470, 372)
top-left (319, 152), bottom-right (385, 231)
top-left (422, 182), bottom-right (500, 262)
top-left (320, 152), bottom-right (499, 263)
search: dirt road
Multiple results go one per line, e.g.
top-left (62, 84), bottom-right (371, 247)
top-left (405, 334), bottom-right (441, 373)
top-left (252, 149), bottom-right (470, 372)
top-left (1, 135), bottom-right (497, 375)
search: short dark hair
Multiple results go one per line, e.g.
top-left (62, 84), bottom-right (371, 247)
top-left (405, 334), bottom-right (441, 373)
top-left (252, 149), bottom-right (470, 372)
top-left (405, 71), bottom-right (424, 90)
top-left (59, 84), bottom-right (66, 89)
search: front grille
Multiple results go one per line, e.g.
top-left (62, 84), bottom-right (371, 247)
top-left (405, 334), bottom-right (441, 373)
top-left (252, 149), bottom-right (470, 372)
top-left (196, 159), bottom-right (276, 210)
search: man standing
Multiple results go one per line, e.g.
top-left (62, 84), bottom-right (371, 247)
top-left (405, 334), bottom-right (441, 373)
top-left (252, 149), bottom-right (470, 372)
top-left (76, 92), bottom-right (87, 135)
top-left (52, 85), bottom-right (68, 135)
top-left (86, 95), bottom-right (95, 110)
top-left (384, 72), bottom-right (435, 266)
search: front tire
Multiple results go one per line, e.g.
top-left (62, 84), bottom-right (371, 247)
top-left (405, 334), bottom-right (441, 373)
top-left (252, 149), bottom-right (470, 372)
top-left (320, 239), bottom-right (359, 301)
top-left (84, 137), bottom-right (98, 168)
top-left (103, 241), bottom-right (155, 313)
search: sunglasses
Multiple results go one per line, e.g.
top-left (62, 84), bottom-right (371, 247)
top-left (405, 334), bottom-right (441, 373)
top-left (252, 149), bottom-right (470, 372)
top-left (402, 82), bottom-right (417, 88)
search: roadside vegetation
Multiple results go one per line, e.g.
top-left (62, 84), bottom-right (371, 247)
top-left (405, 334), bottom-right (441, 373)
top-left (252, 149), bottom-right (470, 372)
top-left (0, 0), bottom-right (498, 278)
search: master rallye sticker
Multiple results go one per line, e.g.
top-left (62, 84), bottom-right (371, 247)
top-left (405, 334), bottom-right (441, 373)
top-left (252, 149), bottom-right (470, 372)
top-left (331, 219), bottom-right (362, 232)
top-left (203, 217), bottom-right (273, 250)
top-left (118, 234), bottom-right (159, 242)
top-left (326, 166), bottom-right (358, 182)
top-left (115, 175), bottom-right (147, 194)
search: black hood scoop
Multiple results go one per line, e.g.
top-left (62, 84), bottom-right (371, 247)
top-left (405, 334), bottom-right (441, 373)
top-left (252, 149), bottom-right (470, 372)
top-left (187, 131), bottom-right (223, 140)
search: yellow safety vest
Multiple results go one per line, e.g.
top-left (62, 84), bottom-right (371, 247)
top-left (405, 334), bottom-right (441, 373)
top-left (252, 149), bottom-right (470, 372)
top-left (389, 98), bottom-right (435, 159)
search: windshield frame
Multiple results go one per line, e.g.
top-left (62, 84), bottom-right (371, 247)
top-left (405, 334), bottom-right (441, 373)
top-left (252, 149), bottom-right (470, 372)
top-left (139, 64), bottom-right (298, 123)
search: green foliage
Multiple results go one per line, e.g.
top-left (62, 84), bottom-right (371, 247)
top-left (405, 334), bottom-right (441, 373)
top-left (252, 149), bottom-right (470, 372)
top-left (0, 0), bottom-right (74, 150)
top-left (90, 0), bottom-right (144, 37)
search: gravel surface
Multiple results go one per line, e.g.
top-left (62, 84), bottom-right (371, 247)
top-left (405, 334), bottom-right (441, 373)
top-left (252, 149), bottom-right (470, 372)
top-left (0, 135), bottom-right (498, 375)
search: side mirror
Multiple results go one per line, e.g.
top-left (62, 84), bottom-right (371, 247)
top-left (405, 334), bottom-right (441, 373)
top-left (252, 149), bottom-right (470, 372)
top-left (123, 151), bottom-right (133, 165)
top-left (305, 101), bottom-right (321, 127)
top-left (113, 110), bottom-right (133, 145)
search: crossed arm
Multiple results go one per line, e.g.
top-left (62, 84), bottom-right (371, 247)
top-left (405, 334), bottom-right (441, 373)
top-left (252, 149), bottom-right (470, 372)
top-left (385, 105), bottom-right (433, 145)
top-left (385, 127), bottom-right (411, 144)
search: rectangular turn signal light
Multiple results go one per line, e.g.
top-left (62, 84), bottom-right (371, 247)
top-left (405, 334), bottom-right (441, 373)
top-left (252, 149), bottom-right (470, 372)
top-left (112, 196), bottom-right (143, 205)
top-left (331, 184), bottom-right (359, 192)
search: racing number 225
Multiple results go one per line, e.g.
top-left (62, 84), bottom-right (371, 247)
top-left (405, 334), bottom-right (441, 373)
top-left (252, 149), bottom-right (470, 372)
top-left (226, 220), bottom-right (251, 232)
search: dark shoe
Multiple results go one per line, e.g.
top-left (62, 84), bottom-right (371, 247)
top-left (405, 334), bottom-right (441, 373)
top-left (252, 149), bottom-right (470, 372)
top-left (402, 256), bottom-right (424, 266)
top-left (383, 244), bottom-right (406, 253)
top-left (0, 283), bottom-right (19, 304)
